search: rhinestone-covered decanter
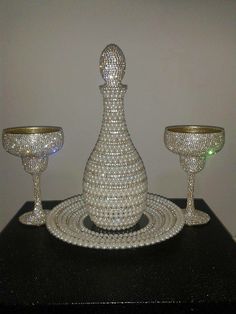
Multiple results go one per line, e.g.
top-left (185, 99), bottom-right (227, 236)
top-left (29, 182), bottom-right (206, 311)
top-left (83, 44), bottom-right (148, 230)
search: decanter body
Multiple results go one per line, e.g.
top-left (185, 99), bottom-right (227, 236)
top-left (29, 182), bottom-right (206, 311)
top-left (83, 44), bottom-right (148, 230)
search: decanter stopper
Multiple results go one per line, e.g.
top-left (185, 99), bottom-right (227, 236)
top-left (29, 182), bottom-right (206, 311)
top-left (99, 44), bottom-right (126, 86)
top-left (83, 44), bottom-right (148, 230)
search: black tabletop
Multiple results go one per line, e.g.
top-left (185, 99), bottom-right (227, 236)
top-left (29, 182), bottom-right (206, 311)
top-left (0, 198), bottom-right (236, 313)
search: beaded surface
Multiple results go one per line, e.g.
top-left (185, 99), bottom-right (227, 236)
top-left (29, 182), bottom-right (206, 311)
top-left (46, 193), bottom-right (184, 250)
top-left (83, 44), bottom-right (148, 230)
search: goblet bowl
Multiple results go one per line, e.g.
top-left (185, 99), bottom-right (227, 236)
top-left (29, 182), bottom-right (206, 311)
top-left (165, 125), bottom-right (224, 157)
top-left (3, 126), bottom-right (63, 158)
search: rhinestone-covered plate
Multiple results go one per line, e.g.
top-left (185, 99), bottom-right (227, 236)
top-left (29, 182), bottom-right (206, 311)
top-left (46, 193), bottom-right (184, 249)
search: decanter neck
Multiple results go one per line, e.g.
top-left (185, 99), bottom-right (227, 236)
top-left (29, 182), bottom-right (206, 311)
top-left (100, 85), bottom-right (128, 122)
top-left (99, 84), bottom-right (127, 100)
top-left (99, 84), bottom-right (129, 134)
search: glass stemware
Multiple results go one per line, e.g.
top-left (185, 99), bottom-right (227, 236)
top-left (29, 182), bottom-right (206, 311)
top-left (164, 125), bottom-right (225, 226)
top-left (2, 126), bottom-right (64, 226)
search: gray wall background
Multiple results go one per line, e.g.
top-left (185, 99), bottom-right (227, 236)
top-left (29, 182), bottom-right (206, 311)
top-left (0, 0), bottom-right (235, 236)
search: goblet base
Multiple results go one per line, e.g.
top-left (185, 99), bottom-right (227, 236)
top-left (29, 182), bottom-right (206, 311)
top-left (19, 210), bottom-right (50, 226)
top-left (183, 209), bottom-right (210, 226)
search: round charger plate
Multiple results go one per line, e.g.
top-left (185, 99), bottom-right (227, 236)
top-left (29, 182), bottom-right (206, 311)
top-left (46, 193), bottom-right (184, 249)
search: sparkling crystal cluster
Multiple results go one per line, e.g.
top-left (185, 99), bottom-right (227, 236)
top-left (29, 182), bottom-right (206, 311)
top-left (164, 125), bottom-right (224, 174)
top-left (2, 127), bottom-right (63, 158)
top-left (164, 126), bottom-right (224, 157)
top-left (83, 44), bottom-right (148, 230)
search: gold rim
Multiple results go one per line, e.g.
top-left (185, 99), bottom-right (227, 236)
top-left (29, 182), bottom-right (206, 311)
top-left (3, 126), bottom-right (62, 135)
top-left (165, 125), bottom-right (224, 134)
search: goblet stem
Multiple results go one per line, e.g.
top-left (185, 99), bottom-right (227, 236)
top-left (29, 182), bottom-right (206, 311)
top-left (32, 173), bottom-right (43, 215)
top-left (186, 172), bottom-right (195, 215)
top-left (19, 156), bottom-right (49, 226)
top-left (183, 171), bottom-right (210, 226)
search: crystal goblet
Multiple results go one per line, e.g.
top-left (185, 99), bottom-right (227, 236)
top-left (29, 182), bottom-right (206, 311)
top-left (2, 126), bottom-right (64, 226)
top-left (164, 125), bottom-right (225, 226)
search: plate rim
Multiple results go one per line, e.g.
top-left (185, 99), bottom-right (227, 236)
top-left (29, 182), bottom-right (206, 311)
top-left (46, 193), bottom-right (185, 250)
